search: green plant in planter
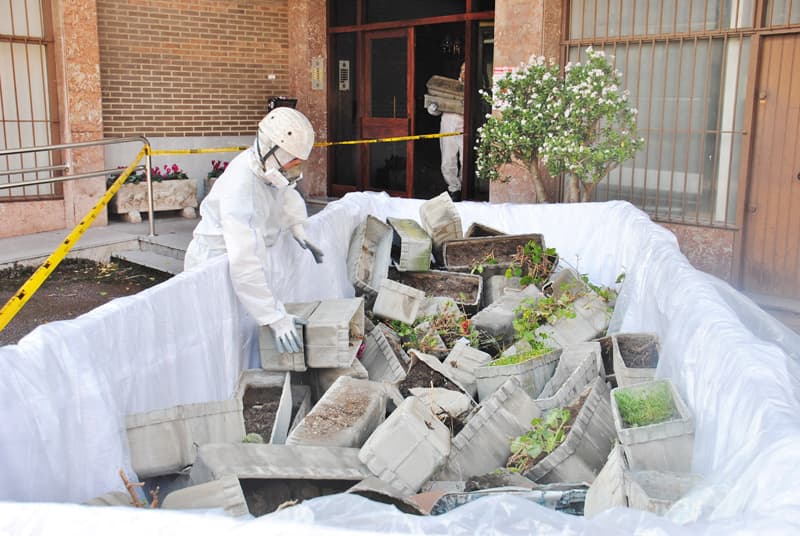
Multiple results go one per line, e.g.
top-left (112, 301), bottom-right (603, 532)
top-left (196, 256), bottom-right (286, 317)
top-left (387, 305), bottom-right (485, 352)
top-left (505, 240), bottom-right (558, 287)
top-left (507, 407), bottom-right (571, 473)
top-left (614, 382), bottom-right (677, 427)
top-left (470, 251), bottom-right (499, 275)
top-left (106, 163), bottom-right (189, 187)
top-left (488, 343), bottom-right (552, 367)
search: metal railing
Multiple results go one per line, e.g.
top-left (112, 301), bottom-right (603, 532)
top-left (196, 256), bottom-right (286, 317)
top-left (0, 136), bottom-right (153, 332)
top-left (0, 136), bottom-right (162, 235)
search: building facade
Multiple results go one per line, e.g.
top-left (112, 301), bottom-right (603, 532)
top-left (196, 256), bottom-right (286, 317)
top-left (1, 0), bottom-right (799, 301)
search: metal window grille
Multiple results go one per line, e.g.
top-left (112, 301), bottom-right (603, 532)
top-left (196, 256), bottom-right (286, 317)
top-left (0, 0), bottom-right (59, 200)
top-left (564, 0), bottom-right (758, 226)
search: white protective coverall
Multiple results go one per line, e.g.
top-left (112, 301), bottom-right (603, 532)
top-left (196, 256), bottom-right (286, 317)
top-left (438, 111), bottom-right (463, 194)
top-left (184, 142), bottom-right (309, 327)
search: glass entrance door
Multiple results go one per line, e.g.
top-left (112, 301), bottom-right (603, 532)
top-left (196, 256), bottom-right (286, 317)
top-left (362, 29), bottom-right (411, 195)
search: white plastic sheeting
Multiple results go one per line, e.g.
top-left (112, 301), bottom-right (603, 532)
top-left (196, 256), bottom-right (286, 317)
top-left (1, 191), bottom-right (800, 534)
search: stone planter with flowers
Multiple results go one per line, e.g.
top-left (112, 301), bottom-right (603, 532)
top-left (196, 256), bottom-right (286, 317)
top-left (108, 163), bottom-right (198, 223)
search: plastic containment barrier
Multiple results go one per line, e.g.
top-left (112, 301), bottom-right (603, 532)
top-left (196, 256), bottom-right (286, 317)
top-left (1, 192), bottom-right (800, 535)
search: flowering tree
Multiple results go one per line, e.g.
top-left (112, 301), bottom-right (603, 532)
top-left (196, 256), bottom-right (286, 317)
top-left (476, 48), bottom-right (643, 202)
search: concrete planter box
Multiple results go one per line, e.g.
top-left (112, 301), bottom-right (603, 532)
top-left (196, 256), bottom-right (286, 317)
top-left (625, 470), bottom-right (702, 515)
top-left (536, 269), bottom-right (610, 347)
top-left (441, 233), bottom-right (546, 277)
top-left (419, 192), bottom-right (463, 263)
top-left (287, 377), bottom-right (387, 448)
top-left (125, 398), bottom-right (245, 479)
top-left (235, 369), bottom-right (292, 445)
top-left (305, 298), bottom-right (365, 368)
top-left (584, 444), bottom-right (627, 517)
top-left (471, 284), bottom-right (543, 346)
top-left (464, 222), bottom-right (505, 238)
top-left (389, 268), bottom-right (482, 315)
top-left (387, 217), bottom-right (432, 272)
top-left (536, 342), bottom-right (602, 412)
top-left (442, 339), bottom-right (493, 399)
top-left (358, 396), bottom-right (451, 495)
top-left (258, 301), bottom-right (319, 372)
top-left (373, 279), bottom-right (425, 324)
top-left (288, 385), bottom-right (312, 434)
top-left (524, 377), bottom-right (616, 484)
top-left (437, 377), bottom-right (541, 481)
top-left (361, 324), bottom-right (408, 384)
top-left (374, 323), bottom-right (411, 368)
top-left (347, 215), bottom-right (393, 300)
top-left (109, 180), bottom-right (198, 223)
top-left (613, 333), bottom-right (660, 388)
top-left (482, 274), bottom-right (523, 307)
top-left (190, 443), bottom-right (371, 485)
top-left (475, 347), bottom-right (561, 402)
top-left (161, 475), bottom-right (249, 517)
top-left (611, 379), bottom-right (694, 472)
top-left (311, 357), bottom-right (369, 399)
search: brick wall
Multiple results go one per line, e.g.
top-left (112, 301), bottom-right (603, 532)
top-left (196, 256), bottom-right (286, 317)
top-left (97, 0), bottom-right (289, 137)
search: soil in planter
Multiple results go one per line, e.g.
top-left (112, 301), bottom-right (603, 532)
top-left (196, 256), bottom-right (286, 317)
top-left (398, 361), bottom-right (463, 398)
top-left (240, 478), bottom-right (356, 517)
top-left (389, 269), bottom-right (479, 306)
top-left (443, 235), bottom-right (544, 269)
top-left (242, 387), bottom-right (282, 440)
top-left (298, 387), bottom-right (372, 438)
top-left (618, 334), bottom-right (659, 368)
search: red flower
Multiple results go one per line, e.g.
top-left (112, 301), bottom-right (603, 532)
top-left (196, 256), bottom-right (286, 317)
top-left (460, 319), bottom-right (471, 334)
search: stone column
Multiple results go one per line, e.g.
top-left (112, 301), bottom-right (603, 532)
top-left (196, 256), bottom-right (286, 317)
top-left (289, 0), bottom-right (328, 199)
top-left (489, 0), bottom-right (562, 204)
top-left (52, 0), bottom-right (107, 227)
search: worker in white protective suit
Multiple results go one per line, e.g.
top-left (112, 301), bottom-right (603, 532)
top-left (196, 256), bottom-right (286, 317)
top-left (184, 107), bottom-right (324, 354)
top-left (427, 62), bottom-right (465, 201)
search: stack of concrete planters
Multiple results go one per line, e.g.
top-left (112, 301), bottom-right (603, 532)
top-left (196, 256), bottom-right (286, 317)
top-left (612, 333), bottom-right (660, 388)
top-left (610, 379), bottom-right (694, 472)
top-left (523, 377), bottom-right (616, 484)
top-left (258, 301), bottom-right (319, 372)
top-left (347, 215), bottom-right (393, 301)
top-left (419, 192), bottom-right (463, 263)
top-left (387, 217), bottom-right (432, 272)
top-left (475, 347), bottom-right (561, 401)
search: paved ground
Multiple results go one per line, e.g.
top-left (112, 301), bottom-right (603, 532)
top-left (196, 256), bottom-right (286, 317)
top-left (0, 258), bottom-right (172, 346)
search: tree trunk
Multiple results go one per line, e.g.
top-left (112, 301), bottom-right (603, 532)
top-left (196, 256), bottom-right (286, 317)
top-left (566, 176), bottom-right (581, 203)
top-left (581, 181), bottom-right (596, 202)
top-left (528, 159), bottom-right (550, 202)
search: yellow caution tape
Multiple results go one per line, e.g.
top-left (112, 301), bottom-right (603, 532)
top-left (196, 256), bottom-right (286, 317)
top-left (149, 131), bottom-right (464, 156)
top-left (314, 131), bottom-right (462, 147)
top-left (0, 149), bottom-right (147, 333)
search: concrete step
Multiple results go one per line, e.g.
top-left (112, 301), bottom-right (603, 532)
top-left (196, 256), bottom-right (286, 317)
top-left (112, 249), bottom-right (185, 275)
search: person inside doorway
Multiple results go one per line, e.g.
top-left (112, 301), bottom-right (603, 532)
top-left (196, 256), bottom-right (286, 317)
top-left (427, 62), bottom-right (465, 201)
top-left (184, 107), bottom-right (324, 355)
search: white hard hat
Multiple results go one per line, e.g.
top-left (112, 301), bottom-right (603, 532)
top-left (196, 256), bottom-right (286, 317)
top-left (257, 108), bottom-right (315, 161)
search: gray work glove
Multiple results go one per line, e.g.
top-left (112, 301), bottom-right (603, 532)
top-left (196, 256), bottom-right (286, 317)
top-left (268, 314), bottom-right (307, 353)
top-left (290, 224), bottom-right (325, 264)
